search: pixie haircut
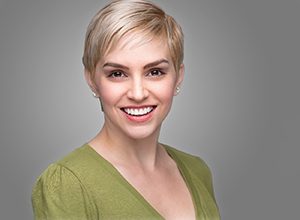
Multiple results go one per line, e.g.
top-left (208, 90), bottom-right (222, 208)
top-left (82, 0), bottom-right (184, 77)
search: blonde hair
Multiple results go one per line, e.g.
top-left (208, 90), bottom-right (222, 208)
top-left (82, 0), bottom-right (184, 77)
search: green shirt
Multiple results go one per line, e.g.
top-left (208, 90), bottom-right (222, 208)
top-left (32, 144), bottom-right (220, 220)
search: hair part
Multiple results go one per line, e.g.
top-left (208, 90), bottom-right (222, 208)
top-left (82, 0), bottom-right (184, 77)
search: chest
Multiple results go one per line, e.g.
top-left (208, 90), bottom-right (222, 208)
top-left (119, 167), bottom-right (196, 220)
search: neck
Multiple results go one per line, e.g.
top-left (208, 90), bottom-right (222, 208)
top-left (89, 122), bottom-right (163, 170)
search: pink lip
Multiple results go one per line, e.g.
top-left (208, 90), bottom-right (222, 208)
top-left (125, 112), bottom-right (153, 123)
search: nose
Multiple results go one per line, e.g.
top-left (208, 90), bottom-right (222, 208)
top-left (127, 76), bottom-right (149, 102)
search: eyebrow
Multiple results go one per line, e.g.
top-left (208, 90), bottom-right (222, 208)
top-left (102, 62), bottom-right (129, 70)
top-left (102, 59), bottom-right (169, 70)
top-left (143, 59), bottom-right (169, 69)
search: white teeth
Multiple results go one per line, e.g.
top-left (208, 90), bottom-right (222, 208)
top-left (123, 107), bottom-right (153, 116)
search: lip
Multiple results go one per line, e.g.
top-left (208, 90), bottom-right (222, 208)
top-left (120, 105), bottom-right (157, 123)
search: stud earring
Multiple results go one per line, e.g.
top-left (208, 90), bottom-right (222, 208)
top-left (176, 86), bottom-right (181, 95)
top-left (92, 92), bottom-right (99, 98)
top-left (92, 92), bottom-right (103, 111)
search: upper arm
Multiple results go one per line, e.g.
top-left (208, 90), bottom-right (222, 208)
top-left (31, 163), bottom-right (97, 220)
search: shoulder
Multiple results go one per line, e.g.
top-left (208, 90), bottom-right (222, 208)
top-left (32, 144), bottom-right (91, 195)
top-left (56, 144), bottom-right (95, 168)
top-left (33, 144), bottom-right (103, 186)
top-left (32, 163), bottom-right (79, 197)
top-left (163, 144), bottom-right (211, 172)
top-left (163, 144), bottom-right (215, 195)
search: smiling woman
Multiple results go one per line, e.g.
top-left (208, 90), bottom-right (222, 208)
top-left (31, 0), bottom-right (220, 219)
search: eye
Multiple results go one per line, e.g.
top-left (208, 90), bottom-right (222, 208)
top-left (108, 71), bottom-right (127, 78)
top-left (147, 69), bottom-right (165, 77)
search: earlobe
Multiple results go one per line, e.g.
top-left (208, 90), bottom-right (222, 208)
top-left (84, 69), bottom-right (99, 97)
top-left (175, 86), bottom-right (181, 95)
top-left (174, 64), bottom-right (185, 96)
top-left (177, 63), bottom-right (185, 85)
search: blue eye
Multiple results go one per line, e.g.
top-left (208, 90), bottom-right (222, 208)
top-left (108, 71), bottom-right (126, 78)
top-left (147, 69), bottom-right (164, 77)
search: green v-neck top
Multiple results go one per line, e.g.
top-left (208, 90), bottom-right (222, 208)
top-left (32, 144), bottom-right (220, 220)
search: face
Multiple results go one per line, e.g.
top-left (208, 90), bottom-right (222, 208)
top-left (86, 34), bottom-right (184, 140)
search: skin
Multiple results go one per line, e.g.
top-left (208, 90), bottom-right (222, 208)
top-left (85, 34), bottom-right (195, 219)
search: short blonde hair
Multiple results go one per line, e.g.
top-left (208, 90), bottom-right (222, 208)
top-left (82, 0), bottom-right (184, 76)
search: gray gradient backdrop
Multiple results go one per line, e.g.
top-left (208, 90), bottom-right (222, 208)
top-left (0, 0), bottom-right (299, 219)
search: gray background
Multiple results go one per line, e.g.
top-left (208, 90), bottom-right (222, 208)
top-left (0, 0), bottom-right (299, 219)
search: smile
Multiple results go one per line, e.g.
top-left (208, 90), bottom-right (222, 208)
top-left (121, 106), bottom-right (156, 116)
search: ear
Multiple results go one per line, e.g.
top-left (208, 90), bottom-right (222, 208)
top-left (84, 69), bottom-right (99, 96)
top-left (174, 63), bottom-right (185, 95)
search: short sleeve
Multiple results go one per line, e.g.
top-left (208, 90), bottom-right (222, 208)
top-left (195, 157), bottom-right (218, 202)
top-left (31, 163), bottom-right (97, 220)
top-left (197, 157), bottom-right (214, 197)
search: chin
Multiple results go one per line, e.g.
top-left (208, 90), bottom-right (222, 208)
top-left (122, 125), bottom-right (160, 141)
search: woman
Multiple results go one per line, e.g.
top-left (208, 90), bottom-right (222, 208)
top-left (32, 0), bottom-right (220, 219)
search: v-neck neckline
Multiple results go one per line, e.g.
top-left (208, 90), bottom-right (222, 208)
top-left (85, 143), bottom-right (201, 219)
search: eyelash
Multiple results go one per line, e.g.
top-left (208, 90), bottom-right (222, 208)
top-left (146, 69), bottom-right (165, 77)
top-left (108, 71), bottom-right (127, 78)
top-left (107, 69), bottom-right (165, 79)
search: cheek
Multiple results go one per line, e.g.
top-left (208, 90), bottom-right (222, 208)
top-left (151, 80), bottom-right (176, 101)
top-left (98, 82), bottom-right (126, 105)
